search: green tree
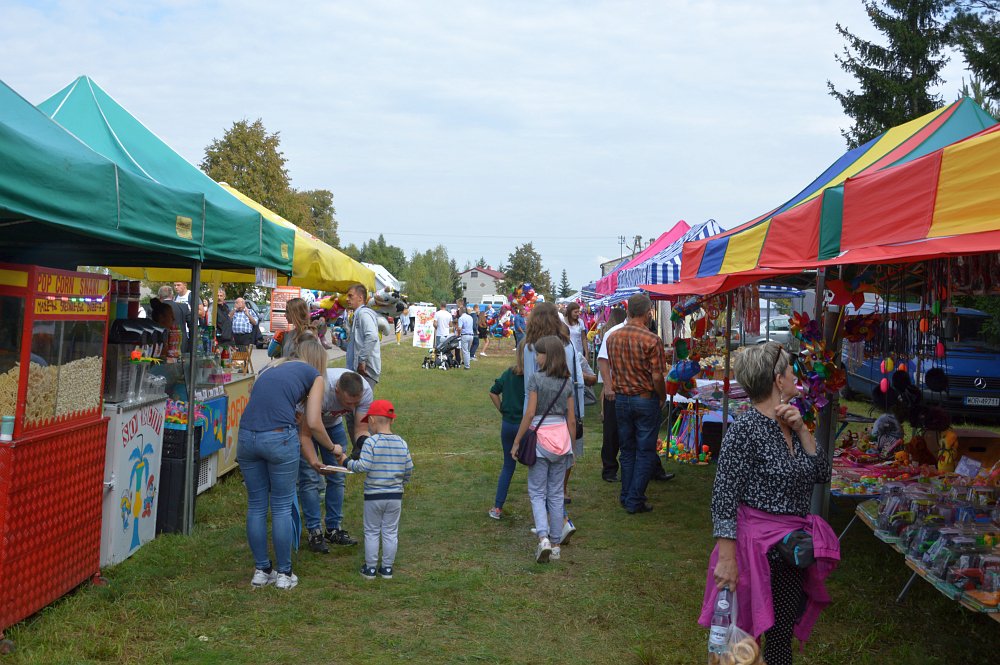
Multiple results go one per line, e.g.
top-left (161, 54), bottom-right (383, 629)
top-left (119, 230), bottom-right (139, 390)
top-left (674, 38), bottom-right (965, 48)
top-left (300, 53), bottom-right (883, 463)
top-left (558, 269), bottom-right (572, 298)
top-left (340, 243), bottom-right (363, 261)
top-left (951, 1), bottom-right (1000, 102)
top-left (201, 119), bottom-right (290, 211)
top-left (291, 189), bottom-right (338, 245)
top-left (402, 246), bottom-right (461, 303)
top-left (358, 234), bottom-right (408, 278)
top-left (828, 0), bottom-right (951, 148)
top-left (500, 243), bottom-right (553, 299)
top-left (957, 76), bottom-right (1000, 118)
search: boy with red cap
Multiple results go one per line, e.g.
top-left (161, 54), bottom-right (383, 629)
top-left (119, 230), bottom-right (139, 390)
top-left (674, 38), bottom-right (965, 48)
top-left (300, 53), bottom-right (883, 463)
top-left (338, 399), bottom-right (413, 579)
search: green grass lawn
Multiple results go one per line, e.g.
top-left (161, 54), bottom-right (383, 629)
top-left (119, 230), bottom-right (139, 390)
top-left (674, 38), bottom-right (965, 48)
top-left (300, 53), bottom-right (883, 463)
top-left (5, 343), bottom-right (1000, 663)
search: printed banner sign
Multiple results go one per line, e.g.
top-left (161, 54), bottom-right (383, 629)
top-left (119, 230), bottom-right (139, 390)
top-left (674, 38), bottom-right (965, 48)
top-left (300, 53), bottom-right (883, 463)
top-left (410, 305), bottom-right (436, 349)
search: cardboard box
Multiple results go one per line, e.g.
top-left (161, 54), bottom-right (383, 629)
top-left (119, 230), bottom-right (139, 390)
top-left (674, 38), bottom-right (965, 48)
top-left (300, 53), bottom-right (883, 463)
top-left (952, 428), bottom-right (1000, 468)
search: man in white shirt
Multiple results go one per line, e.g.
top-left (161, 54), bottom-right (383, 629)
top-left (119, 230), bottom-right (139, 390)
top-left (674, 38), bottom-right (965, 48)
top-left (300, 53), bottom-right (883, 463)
top-left (457, 306), bottom-right (476, 369)
top-left (433, 303), bottom-right (453, 346)
top-left (298, 369), bottom-right (373, 553)
top-left (597, 315), bottom-right (627, 482)
top-left (173, 281), bottom-right (192, 308)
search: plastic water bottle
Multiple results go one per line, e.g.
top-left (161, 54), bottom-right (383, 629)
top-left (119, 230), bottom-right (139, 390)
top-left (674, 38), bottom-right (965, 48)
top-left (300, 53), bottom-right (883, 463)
top-left (707, 588), bottom-right (732, 654)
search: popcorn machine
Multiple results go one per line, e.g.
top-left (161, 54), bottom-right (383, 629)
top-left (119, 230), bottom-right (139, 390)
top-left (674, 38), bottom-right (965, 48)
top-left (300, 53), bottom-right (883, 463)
top-left (0, 263), bottom-right (110, 634)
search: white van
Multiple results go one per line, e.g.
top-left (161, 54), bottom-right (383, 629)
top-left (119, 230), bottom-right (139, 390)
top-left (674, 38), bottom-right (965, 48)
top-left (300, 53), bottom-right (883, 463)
top-left (479, 294), bottom-right (508, 310)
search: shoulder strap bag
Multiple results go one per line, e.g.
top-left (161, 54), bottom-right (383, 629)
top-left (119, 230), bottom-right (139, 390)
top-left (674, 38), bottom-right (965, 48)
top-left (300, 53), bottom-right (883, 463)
top-left (516, 377), bottom-right (569, 466)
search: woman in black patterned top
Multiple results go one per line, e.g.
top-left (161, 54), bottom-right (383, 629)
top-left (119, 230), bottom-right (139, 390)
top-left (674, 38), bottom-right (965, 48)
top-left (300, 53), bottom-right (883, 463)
top-left (704, 341), bottom-right (836, 665)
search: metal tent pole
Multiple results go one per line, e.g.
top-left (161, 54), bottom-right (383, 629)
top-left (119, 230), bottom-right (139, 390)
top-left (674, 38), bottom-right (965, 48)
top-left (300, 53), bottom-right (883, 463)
top-left (182, 260), bottom-right (202, 535)
top-left (721, 292), bottom-right (733, 438)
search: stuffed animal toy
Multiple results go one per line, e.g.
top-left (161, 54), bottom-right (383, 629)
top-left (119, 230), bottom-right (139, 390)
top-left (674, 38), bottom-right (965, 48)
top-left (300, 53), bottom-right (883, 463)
top-left (937, 429), bottom-right (959, 473)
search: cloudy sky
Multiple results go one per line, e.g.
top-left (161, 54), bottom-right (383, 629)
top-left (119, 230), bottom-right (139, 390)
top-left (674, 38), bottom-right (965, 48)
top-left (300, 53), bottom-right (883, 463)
top-left (2, 1), bottom-right (970, 290)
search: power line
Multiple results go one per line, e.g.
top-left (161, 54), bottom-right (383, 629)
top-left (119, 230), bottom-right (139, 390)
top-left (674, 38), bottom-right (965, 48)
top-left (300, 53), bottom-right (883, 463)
top-left (338, 229), bottom-right (615, 240)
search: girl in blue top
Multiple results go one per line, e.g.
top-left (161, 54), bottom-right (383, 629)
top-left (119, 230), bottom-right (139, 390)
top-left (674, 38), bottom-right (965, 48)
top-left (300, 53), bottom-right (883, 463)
top-left (238, 334), bottom-right (340, 591)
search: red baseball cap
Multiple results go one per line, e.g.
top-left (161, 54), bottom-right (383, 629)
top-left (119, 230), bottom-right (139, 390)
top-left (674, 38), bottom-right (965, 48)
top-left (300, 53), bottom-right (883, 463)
top-left (361, 399), bottom-right (396, 422)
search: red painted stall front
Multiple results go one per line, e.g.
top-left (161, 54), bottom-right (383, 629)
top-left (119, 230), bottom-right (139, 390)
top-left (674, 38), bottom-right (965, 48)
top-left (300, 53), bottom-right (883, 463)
top-left (0, 263), bottom-right (110, 633)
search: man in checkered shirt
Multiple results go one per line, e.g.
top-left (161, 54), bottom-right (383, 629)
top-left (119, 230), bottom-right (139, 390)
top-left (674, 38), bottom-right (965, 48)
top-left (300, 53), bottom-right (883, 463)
top-left (230, 297), bottom-right (258, 346)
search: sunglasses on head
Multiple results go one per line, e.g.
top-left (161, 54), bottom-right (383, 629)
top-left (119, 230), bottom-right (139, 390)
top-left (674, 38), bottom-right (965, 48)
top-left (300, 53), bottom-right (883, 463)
top-left (771, 343), bottom-right (798, 379)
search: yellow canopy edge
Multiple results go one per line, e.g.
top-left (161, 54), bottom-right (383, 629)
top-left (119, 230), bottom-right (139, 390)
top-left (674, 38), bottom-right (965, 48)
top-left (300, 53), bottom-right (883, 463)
top-left (110, 186), bottom-right (375, 294)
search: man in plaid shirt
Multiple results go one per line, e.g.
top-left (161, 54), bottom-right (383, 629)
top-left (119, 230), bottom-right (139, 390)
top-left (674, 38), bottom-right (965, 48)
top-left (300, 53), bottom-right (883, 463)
top-left (606, 293), bottom-right (667, 514)
top-left (230, 297), bottom-right (258, 346)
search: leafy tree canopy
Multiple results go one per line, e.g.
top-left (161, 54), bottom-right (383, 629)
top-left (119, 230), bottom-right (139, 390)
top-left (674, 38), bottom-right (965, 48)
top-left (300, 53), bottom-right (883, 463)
top-left (402, 245), bottom-right (460, 304)
top-left (201, 120), bottom-right (340, 246)
top-left (354, 234), bottom-right (408, 278)
top-left (829, 0), bottom-right (951, 148)
top-left (951, 1), bottom-right (1000, 102)
top-left (202, 119), bottom-right (290, 210)
top-left (500, 242), bottom-right (553, 299)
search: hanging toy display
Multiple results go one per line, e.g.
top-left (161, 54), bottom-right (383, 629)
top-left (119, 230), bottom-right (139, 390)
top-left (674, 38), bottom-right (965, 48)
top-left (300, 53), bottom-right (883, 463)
top-left (671, 296), bottom-right (701, 322)
top-left (787, 310), bottom-right (846, 428)
top-left (665, 337), bottom-right (701, 398)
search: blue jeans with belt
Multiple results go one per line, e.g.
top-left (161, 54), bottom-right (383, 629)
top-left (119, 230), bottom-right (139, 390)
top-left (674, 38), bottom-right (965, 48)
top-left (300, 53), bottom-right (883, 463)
top-left (298, 421), bottom-right (349, 532)
top-left (237, 426), bottom-right (300, 574)
top-left (615, 395), bottom-right (661, 511)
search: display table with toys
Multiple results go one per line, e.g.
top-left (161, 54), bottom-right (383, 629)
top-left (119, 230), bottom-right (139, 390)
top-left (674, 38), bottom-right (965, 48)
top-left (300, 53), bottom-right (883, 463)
top-left (852, 480), bottom-right (1000, 623)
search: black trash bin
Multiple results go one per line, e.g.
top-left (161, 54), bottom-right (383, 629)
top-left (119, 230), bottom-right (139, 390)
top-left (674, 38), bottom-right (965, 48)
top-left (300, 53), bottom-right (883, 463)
top-left (156, 424), bottom-right (202, 535)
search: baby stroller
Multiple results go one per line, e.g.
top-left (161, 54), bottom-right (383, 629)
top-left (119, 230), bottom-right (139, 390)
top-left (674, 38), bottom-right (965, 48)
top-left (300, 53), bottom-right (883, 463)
top-left (422, 334), bottom-right (463, 370)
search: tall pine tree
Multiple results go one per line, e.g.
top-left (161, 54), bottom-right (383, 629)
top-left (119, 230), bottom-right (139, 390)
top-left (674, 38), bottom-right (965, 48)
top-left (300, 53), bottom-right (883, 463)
top-left (558, 269), bottom-right (572, 298)
top-left (828, 0), bottom-right (951, 148)
top-left (951, 1), bottom-right (1000, 103)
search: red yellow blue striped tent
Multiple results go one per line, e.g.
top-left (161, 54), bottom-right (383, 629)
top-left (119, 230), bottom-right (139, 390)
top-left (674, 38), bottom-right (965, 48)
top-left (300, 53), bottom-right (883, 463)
top-left (647, 98), bottom-right (997, 297)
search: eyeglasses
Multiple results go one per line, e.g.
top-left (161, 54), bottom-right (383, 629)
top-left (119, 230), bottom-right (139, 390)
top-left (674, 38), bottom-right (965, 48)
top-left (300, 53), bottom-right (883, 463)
top-left (770, 342), bottom-right (789, 380)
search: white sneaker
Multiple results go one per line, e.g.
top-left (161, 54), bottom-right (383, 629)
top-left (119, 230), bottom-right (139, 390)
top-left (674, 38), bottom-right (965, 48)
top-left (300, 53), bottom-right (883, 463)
top-left (251, 568), bottom-right (277, 589)
top-left (275, 572), bottom-right (299, 590)
top-left (529, 527), bottom-right (537, 535)
top-left (535, 537), bottom-right (552, 563)
top-left (480, 352), bottom-right (487, 357)
top-left (550, 546), bottom-right (561, 560)
top-left (561, 519), bottom-right (577, 546)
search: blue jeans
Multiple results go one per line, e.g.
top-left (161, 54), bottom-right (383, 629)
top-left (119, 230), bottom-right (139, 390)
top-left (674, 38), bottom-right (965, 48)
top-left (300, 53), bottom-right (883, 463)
top-left (494, 419), bottom-right (519, 509)
top-left (470, 335), bottom-right (480, 358)
top-left (513, 331), bottom-right (524, 348)
top-left (615, 395), bottom-right (661, 511)
top-left (237, 426), bottom-right (300, 574)
top-left (298, 421), bottom-right (349, 531)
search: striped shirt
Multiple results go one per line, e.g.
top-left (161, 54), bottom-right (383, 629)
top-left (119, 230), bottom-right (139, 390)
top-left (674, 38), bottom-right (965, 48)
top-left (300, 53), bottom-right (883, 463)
top-left (346, 433), bottom-right (414, 499)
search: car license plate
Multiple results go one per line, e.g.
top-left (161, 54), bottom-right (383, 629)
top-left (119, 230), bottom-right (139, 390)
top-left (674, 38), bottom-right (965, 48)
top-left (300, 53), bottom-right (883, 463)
top-left (964, 396), bottom-right (1000, 407)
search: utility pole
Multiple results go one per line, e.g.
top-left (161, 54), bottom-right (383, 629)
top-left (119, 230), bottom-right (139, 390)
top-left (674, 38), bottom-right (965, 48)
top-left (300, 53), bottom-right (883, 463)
top-left (617, 235), bottom-right (626, 259)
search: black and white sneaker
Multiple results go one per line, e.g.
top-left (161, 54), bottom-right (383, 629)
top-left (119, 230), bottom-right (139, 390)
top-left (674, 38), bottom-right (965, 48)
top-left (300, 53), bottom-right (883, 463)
top-left (325, 528), bottom-right (358, 546)
top-left (377, 566), bottom-right (393, 579)
top-left (308, 529), bottom-right (330, 554)
top-left (359, 565), bottom-right (377, 580)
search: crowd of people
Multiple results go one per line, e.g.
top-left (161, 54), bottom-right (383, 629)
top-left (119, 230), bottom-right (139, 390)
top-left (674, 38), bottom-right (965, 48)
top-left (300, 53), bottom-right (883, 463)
top-left (162, 281), bottom-right (836, 662)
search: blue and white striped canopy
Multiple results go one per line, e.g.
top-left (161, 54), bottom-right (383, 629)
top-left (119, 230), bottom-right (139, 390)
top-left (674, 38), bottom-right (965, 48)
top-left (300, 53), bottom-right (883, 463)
top-left (616, 219), bottom-right (724, 289)
top-left (585, 287), bottom-right (641, 309)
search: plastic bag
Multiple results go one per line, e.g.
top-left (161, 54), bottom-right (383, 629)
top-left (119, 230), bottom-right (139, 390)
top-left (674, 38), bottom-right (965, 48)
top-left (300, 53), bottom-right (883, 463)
top-left (707, 593), bottom-right (766, 665)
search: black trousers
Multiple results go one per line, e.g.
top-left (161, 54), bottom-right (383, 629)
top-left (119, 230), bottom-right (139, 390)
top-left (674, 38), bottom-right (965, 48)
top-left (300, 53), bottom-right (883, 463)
top-left (600, 396), bottom-right (620, 477)
top-left (763, 548), bottom-right (806, 665)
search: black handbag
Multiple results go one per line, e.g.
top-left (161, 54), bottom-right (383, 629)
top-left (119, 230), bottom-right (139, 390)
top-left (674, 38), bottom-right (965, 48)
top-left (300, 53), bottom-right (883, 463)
top-left (516, 377), bottom-right (568, 466)
top-left (775, 530), bottom-right (815, 568)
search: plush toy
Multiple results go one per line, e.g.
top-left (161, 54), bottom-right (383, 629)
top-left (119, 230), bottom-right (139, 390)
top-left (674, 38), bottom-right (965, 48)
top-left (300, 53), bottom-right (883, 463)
top-left (937, 429), bottom-right (959, 473)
